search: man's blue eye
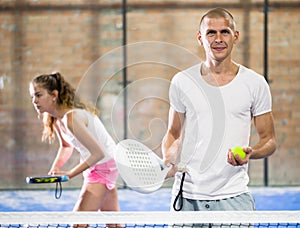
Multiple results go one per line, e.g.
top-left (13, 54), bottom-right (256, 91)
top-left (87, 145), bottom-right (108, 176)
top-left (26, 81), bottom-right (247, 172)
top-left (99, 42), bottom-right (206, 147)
top-left (222, 30), bottom-right (230, 34)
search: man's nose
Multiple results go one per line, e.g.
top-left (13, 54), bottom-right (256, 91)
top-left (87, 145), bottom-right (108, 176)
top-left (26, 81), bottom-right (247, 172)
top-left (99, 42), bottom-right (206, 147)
top-left (215, 32), bottom-right (223, 42)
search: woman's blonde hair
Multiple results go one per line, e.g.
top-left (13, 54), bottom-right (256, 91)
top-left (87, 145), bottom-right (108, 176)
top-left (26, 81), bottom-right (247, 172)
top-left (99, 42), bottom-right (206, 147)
top-left (31, 72), bottom-right (99, 144)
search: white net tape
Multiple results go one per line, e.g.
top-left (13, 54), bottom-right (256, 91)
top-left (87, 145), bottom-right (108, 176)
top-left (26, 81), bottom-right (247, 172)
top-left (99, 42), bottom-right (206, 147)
top-left (0, 211), bottom-right (299, 225)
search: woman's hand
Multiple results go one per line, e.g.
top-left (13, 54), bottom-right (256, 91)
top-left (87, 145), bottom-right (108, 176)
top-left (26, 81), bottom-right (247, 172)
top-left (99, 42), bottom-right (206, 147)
top-left (48, 169), bottom-right (72, 179)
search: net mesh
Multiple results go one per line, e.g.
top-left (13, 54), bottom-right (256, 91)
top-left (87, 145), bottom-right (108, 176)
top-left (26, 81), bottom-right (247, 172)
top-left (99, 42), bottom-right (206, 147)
top-left (0, 211), bottom-right (299, 228)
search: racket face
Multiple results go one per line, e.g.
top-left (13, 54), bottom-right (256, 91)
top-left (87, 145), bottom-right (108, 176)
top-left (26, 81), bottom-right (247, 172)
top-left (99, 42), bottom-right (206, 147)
top-left (115, 139), bottom-right (169, 193)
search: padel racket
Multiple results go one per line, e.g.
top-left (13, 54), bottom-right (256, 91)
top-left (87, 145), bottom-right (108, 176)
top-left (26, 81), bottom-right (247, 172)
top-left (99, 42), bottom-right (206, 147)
top-left (114, 139), bottom-right (171, 194)
top-left (26, 175), bottom-right (69, 199)
top-left (26, 175), bottom-right (69, 184)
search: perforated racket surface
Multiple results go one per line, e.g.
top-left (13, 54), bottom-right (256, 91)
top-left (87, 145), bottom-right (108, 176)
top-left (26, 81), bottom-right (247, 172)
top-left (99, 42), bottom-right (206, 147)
top-left (115, 139), bottom-right (170, 193)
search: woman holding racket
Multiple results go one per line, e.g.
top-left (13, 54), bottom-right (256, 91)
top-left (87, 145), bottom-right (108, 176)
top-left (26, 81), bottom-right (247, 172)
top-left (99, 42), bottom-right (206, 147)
top-left (29, 73), bottom-right (120, 224)
top-left (163, 8), bottom-right (276, 213)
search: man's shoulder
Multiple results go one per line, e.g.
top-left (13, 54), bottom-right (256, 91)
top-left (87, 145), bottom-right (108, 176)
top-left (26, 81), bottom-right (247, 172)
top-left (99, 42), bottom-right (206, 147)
top-left (240, 65), bottom-right (264, 78)
top-left (237, 65), bottom-right (271, 96)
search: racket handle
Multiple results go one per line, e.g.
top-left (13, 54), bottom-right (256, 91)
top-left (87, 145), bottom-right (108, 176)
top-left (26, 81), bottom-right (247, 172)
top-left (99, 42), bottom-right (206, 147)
top-left (26, 175), bottom-right (69, 184)
top-left (153, 154), bottom-right (168, 170)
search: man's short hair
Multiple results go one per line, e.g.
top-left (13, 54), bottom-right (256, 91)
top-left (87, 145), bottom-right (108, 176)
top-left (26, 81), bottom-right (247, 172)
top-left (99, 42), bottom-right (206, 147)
top-left (199, 8), bottom-right (237, 32)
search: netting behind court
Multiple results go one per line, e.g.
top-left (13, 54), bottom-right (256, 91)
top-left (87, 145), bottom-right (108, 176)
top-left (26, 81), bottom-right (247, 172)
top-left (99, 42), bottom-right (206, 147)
top-left (0, 211), bottom-right (300, 228)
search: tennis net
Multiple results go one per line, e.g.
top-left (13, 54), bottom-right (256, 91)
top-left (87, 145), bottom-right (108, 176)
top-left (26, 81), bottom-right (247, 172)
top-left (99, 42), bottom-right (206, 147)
top-left (0, 211), bottom-right (299, 228)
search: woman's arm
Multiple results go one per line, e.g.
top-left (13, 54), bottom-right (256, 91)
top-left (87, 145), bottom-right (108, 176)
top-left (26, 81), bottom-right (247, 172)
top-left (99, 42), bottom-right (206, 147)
top-left (48, 124), bottom-right (74, 175)
top-left (63, 111), bottom-right (106, 179)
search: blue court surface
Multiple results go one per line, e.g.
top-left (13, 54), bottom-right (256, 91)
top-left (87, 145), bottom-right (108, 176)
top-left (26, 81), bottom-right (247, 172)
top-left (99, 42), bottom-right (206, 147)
top-left (0, 187), bottom-right (299, 212)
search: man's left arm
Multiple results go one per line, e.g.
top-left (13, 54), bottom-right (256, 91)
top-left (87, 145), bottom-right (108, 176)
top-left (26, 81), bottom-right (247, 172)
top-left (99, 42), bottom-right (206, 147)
top-left (228, 112), bottom-right (276, 166)
top-left (250, 111), bottom-right (277, 159)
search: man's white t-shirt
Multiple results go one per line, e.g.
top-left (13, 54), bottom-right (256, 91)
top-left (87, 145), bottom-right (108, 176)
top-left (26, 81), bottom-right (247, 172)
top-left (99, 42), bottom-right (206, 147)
top-left (169, 63), bottom-right (272, 200)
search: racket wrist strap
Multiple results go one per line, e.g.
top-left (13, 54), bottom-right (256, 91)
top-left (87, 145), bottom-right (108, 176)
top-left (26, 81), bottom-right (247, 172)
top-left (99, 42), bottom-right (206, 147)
top-left (55, 182), bottom-right (63, 199)
top-left (173, 172), bottom-right (186, 211)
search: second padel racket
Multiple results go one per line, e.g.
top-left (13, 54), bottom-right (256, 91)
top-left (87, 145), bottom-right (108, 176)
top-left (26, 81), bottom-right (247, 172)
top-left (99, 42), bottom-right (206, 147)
top-left (26, 175), bottom-right (69, 184)
top-left (26, 175), bottom-right (69, 199)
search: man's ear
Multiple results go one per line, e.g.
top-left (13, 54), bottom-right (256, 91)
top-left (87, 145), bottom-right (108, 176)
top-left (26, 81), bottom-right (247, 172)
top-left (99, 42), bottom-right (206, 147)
top-left (233, 30), bottom-right (239, 44)
top-left (197, 31), bottom-right (203, 46)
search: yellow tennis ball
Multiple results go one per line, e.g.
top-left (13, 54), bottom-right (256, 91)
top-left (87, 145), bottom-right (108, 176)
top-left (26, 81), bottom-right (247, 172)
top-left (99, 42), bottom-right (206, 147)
top-left (232, 146), bottom-right (246, 159)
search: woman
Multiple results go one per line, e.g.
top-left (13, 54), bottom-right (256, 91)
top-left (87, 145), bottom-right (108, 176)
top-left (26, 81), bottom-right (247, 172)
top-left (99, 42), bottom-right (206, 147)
top-left (29, 72), bottom-right (120, 225)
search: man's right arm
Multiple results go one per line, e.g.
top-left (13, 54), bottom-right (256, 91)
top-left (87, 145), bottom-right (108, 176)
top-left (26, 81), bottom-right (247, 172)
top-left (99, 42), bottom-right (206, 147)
top-left (162, 107), bottom-right (185, 166)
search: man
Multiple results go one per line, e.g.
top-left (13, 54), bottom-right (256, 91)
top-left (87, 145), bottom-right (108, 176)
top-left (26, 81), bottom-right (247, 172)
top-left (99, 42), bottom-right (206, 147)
top-left (162, 8), bottom-right (276, 212)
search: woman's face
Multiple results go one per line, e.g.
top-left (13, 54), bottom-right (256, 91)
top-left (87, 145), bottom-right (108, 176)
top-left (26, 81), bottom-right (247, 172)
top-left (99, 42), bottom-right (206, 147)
top-left (29, 82), bottom-right (57, 114)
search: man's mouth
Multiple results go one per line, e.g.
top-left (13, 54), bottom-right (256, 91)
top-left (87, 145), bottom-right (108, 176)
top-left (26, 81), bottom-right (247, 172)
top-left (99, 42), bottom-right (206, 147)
top-left (213, 46), bottom-right (226, 51)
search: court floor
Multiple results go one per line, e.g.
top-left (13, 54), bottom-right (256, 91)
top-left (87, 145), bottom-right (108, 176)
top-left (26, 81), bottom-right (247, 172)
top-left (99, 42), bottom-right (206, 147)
top-left (0, 187), bottom-right (299, 212)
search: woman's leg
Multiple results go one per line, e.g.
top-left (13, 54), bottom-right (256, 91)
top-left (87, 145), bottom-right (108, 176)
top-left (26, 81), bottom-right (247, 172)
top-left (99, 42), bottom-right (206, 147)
top-left (73, 182), bottom-right (121, 227)
top-left (100, 187), bottom-right (120, 211)
top-left (74, 182), bottom-right (108, 211)
top-left (100, 187), bottom-right (122, 228)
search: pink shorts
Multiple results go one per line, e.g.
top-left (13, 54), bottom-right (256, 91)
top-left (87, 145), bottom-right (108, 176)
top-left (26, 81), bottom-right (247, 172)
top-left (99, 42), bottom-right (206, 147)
top-left (83, 159), bottom-right (119, 190)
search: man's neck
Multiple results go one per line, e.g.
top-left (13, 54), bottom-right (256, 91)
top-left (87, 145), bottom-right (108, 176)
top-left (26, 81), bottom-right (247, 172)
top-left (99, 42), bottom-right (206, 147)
top-left (201, 60), bottom-right (239, 86)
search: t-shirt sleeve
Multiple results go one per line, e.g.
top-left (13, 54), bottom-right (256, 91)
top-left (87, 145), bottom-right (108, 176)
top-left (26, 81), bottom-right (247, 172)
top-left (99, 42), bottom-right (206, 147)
top-left (169, 74), bottom-right (186, 113)
top-left (251, 76), bottom-right (272, 117)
